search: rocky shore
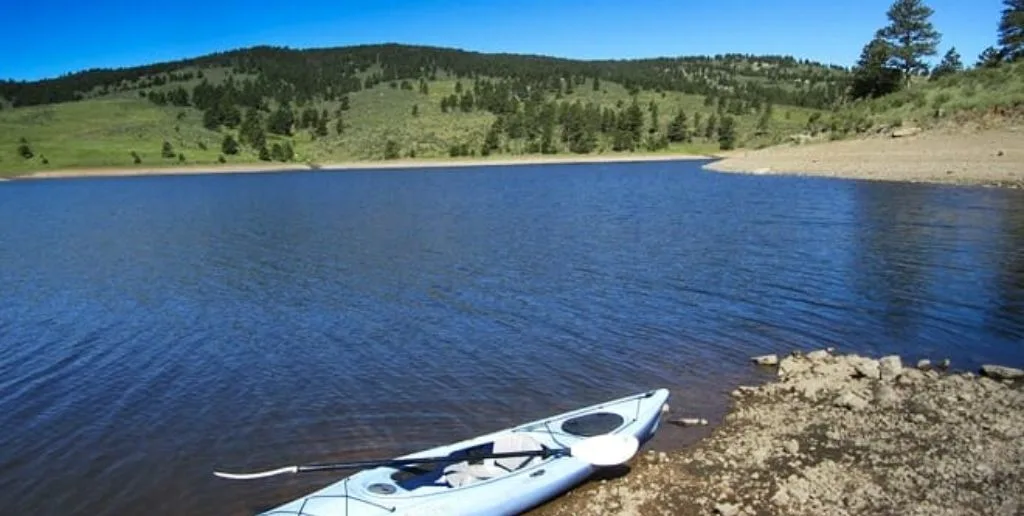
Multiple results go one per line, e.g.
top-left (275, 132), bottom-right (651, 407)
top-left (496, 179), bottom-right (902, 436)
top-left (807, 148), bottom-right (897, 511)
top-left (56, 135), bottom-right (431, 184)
top-left (534, 350), bottom-right (1024, 515)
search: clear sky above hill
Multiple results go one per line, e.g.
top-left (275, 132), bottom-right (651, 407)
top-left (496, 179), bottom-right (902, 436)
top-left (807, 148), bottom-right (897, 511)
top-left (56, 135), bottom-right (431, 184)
top-left (1, 0), bottom-right (1005, 81)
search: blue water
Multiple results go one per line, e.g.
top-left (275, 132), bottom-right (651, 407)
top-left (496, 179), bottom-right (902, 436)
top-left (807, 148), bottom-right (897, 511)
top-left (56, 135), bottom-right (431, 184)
top-left (1, 160), bottom-right (1022, 515)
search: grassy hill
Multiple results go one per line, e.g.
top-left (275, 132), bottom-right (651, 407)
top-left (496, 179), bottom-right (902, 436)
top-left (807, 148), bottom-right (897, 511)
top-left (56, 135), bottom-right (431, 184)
top-left (802, 61), bottom-right (1024, 140)
top-left (0, 44), bottom-right (849, 177)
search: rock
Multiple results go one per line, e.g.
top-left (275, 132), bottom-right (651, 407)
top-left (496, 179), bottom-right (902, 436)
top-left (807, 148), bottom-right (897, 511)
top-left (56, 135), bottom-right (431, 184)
top-left (778, 356), bottom-right (809, 378)
top-left (873, 384), bottom-right (900, 408)
top-left (897, 368), bottom-right (926, 385)
top-left (782, 439), bottom-right (800, 454)
top-left (671, 418), bottom-right (709, 427)
top-left (912, 413), bottom-right (928, 423)
top-left (892, 126), bottom-right (922, 138)
top-left (834, 391), bottom-right (869, 411)
top-left (771, 489), bottom-right (791, 507)
top-left (752, 354), bottom-right (779, 366)
top-left (854, 359), bottom-right (881, 380)
top-left (806, 349), bottom-right (830, 361)
top-left (939, 358), bottom-right (951, 369)
top-left (917, 359), bottom-right (932, 370)
top-left (879, 355), bottom-right (903, 381)
top-left (715, 502), bottom-right (741, 516)
top-left (980, 365), bottom-right (1024, 380)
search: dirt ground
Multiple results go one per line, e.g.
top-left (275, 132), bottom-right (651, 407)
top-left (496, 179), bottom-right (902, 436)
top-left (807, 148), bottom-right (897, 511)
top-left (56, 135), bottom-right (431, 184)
top-left (532, 350), bottom-right (1024, 516)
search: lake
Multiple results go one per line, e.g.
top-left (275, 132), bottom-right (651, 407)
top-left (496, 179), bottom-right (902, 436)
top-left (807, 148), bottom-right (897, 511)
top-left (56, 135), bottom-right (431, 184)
top-left (1, 160), bottom-right (1022, 515)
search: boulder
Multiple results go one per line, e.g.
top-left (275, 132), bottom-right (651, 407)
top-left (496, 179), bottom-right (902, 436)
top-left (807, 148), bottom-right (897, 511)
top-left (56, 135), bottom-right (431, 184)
top-left (752, 354), bottom-right (779, 366)
top-left (980, 365), bottom-right (1024, 380)
top-left (879, 355), bottom-right (903, 381)
top-left (854, 359), bottom-right (881, 380)
top-left (917, 359), bottom-right (932, 370)
top-left (806, 349), bottom-right (831, 361)
top-left (834, 391), bottom-right (869, 411)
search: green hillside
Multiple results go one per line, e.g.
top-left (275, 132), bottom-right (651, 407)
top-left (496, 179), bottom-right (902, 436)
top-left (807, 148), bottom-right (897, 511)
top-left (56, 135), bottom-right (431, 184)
top-left (814, 61), bottom-right (1024, 139)
top-left (0, 44), bottom-right (847, 176)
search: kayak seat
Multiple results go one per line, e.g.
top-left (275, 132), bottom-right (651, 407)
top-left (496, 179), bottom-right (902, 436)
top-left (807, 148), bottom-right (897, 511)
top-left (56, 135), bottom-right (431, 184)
top-left (443, 434), bottom-right (544, 488)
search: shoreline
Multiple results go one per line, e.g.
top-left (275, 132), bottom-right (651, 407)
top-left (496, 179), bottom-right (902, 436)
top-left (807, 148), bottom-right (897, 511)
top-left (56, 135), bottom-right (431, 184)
top-left (534, 350), bottom-right (1024, 515)
top-left (6, 153), bottom-right (712, 181)
top-left (703, 127), bottom-right (1024, 189)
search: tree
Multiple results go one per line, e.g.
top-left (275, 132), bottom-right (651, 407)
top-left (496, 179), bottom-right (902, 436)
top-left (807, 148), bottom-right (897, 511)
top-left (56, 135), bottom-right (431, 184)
top-left (258, 144), bottom-right (271, 161)
top-left (667, 110), bottom-right (689, 142)
top-left (383, 140), bottom-right (400, 159)
top-left (282, 142), bottom-right (294, 161)
top-left (340, 95), bottom-right (350, 111)
top-left (1000, 0), bottom-right (1024, 60)
top-left (221, 134), bottom-right (239, 155)
top-left (411, 104), bottom-right (419, 117)
top-left (930, 47), bottom-right (963, 79)
top-left (240, 109), bottom-right (262, 147)
top-left (648, 101), bottom-right (659, 134)
top-left (161, 141), bottom-right (175, 159)
top-left (877, 0), bottom-right (941, 82)
top-left (314, 116), bottom-right (329, 138)
top-left (335, 117), bottom-right (345, 135)
top-left (977, 46), bottom-right (1005, 68)
top-left (271, 143), bottom-right (286, 161)
top-left (17, 137), bottom-right (33, 159)
top-left (268, 105), bottom-right (294, 136)
top-left (483, 119), bottom-right (501, 155)
top-left (131, 151), bottom-right (141, 164)
top-left (717, 116), bottom-right (737, 150)
top-left (850, 37), bottom-right (903, 99)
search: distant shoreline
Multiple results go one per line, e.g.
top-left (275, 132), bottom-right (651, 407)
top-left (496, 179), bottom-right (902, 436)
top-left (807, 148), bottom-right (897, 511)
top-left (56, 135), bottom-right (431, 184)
top-left (9, 153), bottom-right (712, 181)
top-left (703, 127), bottom-right (1024, 188)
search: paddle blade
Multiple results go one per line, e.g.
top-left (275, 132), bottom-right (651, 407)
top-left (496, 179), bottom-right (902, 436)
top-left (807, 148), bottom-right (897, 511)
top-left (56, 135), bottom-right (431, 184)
top-left (214, 466), bottom-right (298, 480)
top-left (569, 434), bottom-right (640, 466)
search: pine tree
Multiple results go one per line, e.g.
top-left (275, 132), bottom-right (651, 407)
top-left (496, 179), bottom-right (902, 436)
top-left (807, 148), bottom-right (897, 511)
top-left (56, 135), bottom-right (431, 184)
top-left (717, 116), bottom-right (737, 150)
top-left (977, 46), bottom-right (1005, 68)
top-left (877, 0), bottom-right (941, 82)
top-left (592, 76), bottom-right (600, 91)
top-left (270, 143), bottom-right (285, 161)
top-left (161, 141), bottom-right (175, 159)
top-left (667, 110), bottom-right (689, 142)
top-left (648, 101), bottom-right (659, 134)
top-left (268, 105), bottom-right (294, 136)
top-left (221, 134), bottom-right (239, 155)
top-left (283, 142), bottom-right (295, 161)
top-left (930, 47), bottom-right (963, 79)
top-left (411, 104), bottom-right (419, 117)
top-left (1000, 0), bottom-right (1024, 60)
top-left (17, 137), bottom-right (33, 159)
top-left (314, 116), bottom-right (329, 138)
top-left (383, 140), bottom-right (400, 159)
top-left (240, 109), bottom-right (262, 147)
top-left (850, 37), bottom-right (903, 99)
top-left (704, 114), bottom-right (717, 140)
top-left (258, 144), bottom-right (271, 161)
top-left (335, 117), bottom-right (344, 135)
top-left (340, 95), bottom-right (350, 111)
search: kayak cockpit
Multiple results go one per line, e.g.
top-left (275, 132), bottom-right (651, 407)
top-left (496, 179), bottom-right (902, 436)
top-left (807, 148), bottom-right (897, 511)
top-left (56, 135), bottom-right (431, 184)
top-left (386, 433), bottom-right (547, 491)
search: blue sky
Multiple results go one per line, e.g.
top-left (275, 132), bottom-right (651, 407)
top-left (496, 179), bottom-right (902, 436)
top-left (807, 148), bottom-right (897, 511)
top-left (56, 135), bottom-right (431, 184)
top-left (1, 0), bottom-right (1005, 81)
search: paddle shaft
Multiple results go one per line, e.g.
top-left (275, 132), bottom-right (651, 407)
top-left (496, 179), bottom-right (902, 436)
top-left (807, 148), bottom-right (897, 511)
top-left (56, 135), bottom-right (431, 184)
top-left (295, 448), bottom-right (563, 473)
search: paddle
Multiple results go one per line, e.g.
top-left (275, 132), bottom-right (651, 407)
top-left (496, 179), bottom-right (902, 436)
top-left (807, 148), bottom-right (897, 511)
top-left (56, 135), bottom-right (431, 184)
top-left (213, 433), bottom-right (640, 480)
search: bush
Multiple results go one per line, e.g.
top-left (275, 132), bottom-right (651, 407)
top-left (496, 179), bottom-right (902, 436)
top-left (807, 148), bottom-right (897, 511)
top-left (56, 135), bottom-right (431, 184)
top-left (131, 151), bottom-right (142, 164)
top-left (383, 140), bottom-right (400, 160)
top-left (161, 141), bottom-right (175, 158)
top-left (17, 137), bottom-right (33, 159)
top-left (177, 153), bottom-right (185, 163)
top-left (218, 155), bottom-right (226, 164)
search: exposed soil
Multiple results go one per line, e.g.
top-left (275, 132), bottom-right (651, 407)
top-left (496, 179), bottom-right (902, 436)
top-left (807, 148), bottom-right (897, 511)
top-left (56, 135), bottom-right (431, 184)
top-left (532, 350), bottom-right (1024, 515)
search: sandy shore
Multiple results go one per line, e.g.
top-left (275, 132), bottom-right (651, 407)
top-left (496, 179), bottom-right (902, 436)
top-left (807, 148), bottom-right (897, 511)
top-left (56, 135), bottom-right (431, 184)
top-left (10, 153), bottom-right (710, 180)
top-left (704, 128), bottom-right (1024, 188)
top-left (534, 350), bottom-right (1024, 515)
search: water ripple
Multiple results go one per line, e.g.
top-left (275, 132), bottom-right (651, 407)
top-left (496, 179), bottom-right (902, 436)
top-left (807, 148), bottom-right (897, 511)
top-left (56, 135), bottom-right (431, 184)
top-left (1, 163), bottom-right (1024, 514)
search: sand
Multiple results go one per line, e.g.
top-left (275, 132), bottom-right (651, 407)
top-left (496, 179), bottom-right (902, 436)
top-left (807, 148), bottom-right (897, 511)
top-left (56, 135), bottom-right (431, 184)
top-left (9, 153), bottom-right (711, 180)
top-left (704, 127), bottom-right (1024, 188)
top-left (533, 350), bottom-right (1024, 516)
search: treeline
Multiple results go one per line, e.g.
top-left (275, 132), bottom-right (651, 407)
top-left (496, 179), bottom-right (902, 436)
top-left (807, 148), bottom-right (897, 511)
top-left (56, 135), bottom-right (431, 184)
top-left (0, 43), bottom-right (849, 110)
top-left (849, 0), bottom-right (1023, 100)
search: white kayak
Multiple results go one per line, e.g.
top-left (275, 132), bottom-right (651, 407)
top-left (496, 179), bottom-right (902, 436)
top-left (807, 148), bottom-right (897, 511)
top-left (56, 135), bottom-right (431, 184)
top-left (251, 388), bottom-right (670, 516)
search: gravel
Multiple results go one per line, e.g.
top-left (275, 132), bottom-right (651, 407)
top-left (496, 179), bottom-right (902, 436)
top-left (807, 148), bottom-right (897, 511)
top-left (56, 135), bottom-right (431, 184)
top-left (533, 350), bottom-right (1024, 516)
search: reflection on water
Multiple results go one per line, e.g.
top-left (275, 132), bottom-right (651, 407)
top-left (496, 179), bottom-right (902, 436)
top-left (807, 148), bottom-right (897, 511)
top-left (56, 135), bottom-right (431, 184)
top-left (0, 162), bottom-right (1022, 515)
